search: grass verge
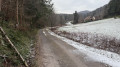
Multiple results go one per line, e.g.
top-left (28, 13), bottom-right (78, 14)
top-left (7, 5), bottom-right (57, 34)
top-left (0, 21), bottom-right (38, 67)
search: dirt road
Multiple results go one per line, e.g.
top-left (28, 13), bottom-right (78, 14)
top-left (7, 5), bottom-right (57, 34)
top-left (35, 29), bottom-right (109, 67)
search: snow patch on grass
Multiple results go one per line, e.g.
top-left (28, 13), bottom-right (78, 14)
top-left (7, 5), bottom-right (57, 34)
top-left (48, 30), bottom-right (120, 67)
top-left (65, 21), bottom-right (73, 26)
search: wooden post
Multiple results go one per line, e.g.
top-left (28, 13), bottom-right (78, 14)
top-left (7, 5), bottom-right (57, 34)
top-left (0, 27), bottom-right (28, 67)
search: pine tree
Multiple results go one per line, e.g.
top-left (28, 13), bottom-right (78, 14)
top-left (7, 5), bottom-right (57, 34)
top-left (73, 11), bottom-right (79, 24)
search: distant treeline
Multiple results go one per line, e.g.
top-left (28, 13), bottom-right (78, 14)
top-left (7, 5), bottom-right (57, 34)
top-left (58, 0), bottom-right (120, 23)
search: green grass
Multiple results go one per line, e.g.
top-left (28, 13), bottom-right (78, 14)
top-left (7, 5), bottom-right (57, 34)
top-left (0, 21), bottom-right (38, 66)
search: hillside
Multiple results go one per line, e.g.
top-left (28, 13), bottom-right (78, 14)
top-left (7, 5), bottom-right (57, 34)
top-left (78, 10), bottom-right (90, 23)
top-left (78, 10), bottom-right (90, 14)
top-left (78, 5), bottom-right (108, 23)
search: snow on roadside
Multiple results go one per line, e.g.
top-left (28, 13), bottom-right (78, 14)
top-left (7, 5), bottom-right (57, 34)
top-left (48, 30), bottom-right (120, 67)
top-left (58, 18), bottom-right (120, 39)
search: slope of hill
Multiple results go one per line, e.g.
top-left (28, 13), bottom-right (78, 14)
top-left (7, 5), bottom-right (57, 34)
top-left (88, 5), bottom-right (108, 20)
top-left (78, 10), bottom-right (90, 22)
top-left (78, 5), bottom-right (108, 23)
top-left (78, 10), bottom-right (90, 14)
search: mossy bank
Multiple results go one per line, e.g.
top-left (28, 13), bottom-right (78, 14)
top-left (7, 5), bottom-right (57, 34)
top-left (0, 21), bottom-right (38, 67)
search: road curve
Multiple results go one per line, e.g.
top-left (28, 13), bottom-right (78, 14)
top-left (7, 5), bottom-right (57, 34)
top-left (35, 29), bottom-right (109, 67)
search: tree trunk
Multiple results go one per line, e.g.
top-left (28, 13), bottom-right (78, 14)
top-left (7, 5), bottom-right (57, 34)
top-left (20, 0), bottom-right (24, 28)
top-left (0, 0), bottom-right (2, 11)
top-left (16, 0), bottom-right (19, 28)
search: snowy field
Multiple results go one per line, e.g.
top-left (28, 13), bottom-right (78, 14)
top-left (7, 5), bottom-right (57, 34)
top-left (51, 18), bottom-right (120, 54)
top-left (59, 18), bottom-right (120, 39)
top-left (48, 30), bottom-right (120, 67)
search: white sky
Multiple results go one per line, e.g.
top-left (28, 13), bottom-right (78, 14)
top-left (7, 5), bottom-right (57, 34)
top-left (52, 0), bottom-right (110, 14)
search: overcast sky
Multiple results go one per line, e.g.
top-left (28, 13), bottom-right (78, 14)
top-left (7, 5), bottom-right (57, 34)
top-left (52, 0), bottom-right (110, 14)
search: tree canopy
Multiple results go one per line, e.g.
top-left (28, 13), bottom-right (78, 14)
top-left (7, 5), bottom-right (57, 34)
top-left (1, 0), bottom-right (54, 29)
